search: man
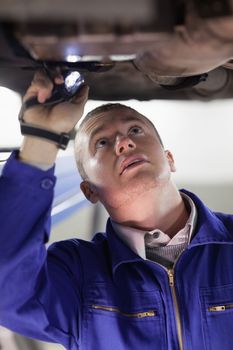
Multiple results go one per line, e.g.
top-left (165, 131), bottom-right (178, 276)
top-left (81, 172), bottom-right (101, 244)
top-left (0, 72), bottom-right (233, 350)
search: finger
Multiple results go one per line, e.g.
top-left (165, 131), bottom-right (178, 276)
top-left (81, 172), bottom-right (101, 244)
top-left (23, 70), bottom-right (53, 104)
top-left (54, 75), bottom-right (64, 85)
top-left (67, 85), bottom-right (89, 117)
top-left (71, 84), bottom-right (89, 103)
top-left (32, 70), bottom-right (53, 89)
top-left (23, 85), bottom-right (52, 104)
top-left (37, 87), bottom-right (53, 103)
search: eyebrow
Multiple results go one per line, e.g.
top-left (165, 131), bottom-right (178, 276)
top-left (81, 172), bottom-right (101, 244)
top-left (89, 116), bottom-right (147, 141)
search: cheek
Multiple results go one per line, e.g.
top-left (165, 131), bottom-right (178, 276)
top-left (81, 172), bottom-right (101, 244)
top-left (84, 158), bottom-right (98, 177)
top-left (84, 156), bottom-right (109, 183)
top-left (153, 150), bottom-right (171, 173)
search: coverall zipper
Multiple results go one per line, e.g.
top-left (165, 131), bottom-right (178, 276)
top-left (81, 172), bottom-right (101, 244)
top-left (151, 255), bottom-right (185, 350)
top-left (208, 304), bottom-right (233, 312)
top-left (91, 305), bottom-right (156, 318)
top-left (167, 269), bottom-right (184, 350)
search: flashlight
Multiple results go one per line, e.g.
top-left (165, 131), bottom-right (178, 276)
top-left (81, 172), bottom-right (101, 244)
top-left (24, 70), bottom-right (85, 109)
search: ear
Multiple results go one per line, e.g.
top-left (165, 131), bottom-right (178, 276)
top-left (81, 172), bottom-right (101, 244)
top-left (80, 181), bottom-right (99, 204)
top-left (165, 150), bottom-right (176, 172)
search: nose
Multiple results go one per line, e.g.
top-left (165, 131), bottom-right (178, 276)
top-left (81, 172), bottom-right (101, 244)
top-left (115, 135), bottom-right (136, 156)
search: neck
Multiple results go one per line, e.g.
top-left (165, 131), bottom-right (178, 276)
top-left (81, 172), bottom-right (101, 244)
top-left (109, 183), bottom-right (189, 239)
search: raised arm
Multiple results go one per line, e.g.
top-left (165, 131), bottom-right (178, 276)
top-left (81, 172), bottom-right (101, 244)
top-left (0, 71), bottom-right (89, 349)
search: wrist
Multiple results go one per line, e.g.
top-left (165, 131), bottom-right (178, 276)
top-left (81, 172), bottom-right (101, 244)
top-left (19, 136), bottom-right (59, 167)
top-left (19, 117), bottom-right (71, 150)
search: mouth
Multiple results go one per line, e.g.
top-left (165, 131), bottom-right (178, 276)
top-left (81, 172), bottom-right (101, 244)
top-left (120, 156), bottom-right (149, 175)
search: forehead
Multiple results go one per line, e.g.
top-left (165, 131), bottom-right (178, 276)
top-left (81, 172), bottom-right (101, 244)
top-left (80, 107), bottom-right (151, 139)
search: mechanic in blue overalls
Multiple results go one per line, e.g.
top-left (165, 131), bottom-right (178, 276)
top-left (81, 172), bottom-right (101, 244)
top-left (0, 71), bottom-right (233, 350)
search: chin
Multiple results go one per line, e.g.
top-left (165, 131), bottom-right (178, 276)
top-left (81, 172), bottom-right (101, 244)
top-left (122, 176), bottom-right (157, 197)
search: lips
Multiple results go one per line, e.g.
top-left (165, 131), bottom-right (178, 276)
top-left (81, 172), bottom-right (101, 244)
top-left (119, 155), bottom-right (148, 175)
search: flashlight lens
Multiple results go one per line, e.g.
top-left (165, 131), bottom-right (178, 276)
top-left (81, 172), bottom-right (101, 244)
top-left (64, 71), bottom-right (84, 93)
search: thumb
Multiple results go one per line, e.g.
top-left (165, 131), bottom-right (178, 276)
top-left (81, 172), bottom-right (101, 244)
top-left (72, 84), bottom-right (89, 104)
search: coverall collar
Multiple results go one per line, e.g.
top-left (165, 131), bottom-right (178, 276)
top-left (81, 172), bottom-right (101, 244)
top-left (106, 189), bottom-right (233, 275)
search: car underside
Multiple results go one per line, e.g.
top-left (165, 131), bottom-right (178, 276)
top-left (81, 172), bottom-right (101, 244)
top-left (0, 0), bottom-right (233, 101)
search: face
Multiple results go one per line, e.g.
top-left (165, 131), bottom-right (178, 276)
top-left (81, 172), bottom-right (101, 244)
top-left (77, 107), bottom-right (176, 209)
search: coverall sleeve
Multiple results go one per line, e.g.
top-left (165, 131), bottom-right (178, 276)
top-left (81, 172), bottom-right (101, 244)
top-left (0, 152), bottom-right (83, 350)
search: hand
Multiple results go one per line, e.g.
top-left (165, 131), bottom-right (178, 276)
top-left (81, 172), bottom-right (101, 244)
top-left (21, 70), bottom-right (89, 133)
top-left (19, 70), bottom-right (89, 167)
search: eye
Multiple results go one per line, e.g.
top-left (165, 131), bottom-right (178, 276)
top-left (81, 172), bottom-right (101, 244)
top-left (129, 126), bottom-right (143, 135)
top-left (95, 138), bottom-right (108, 149)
